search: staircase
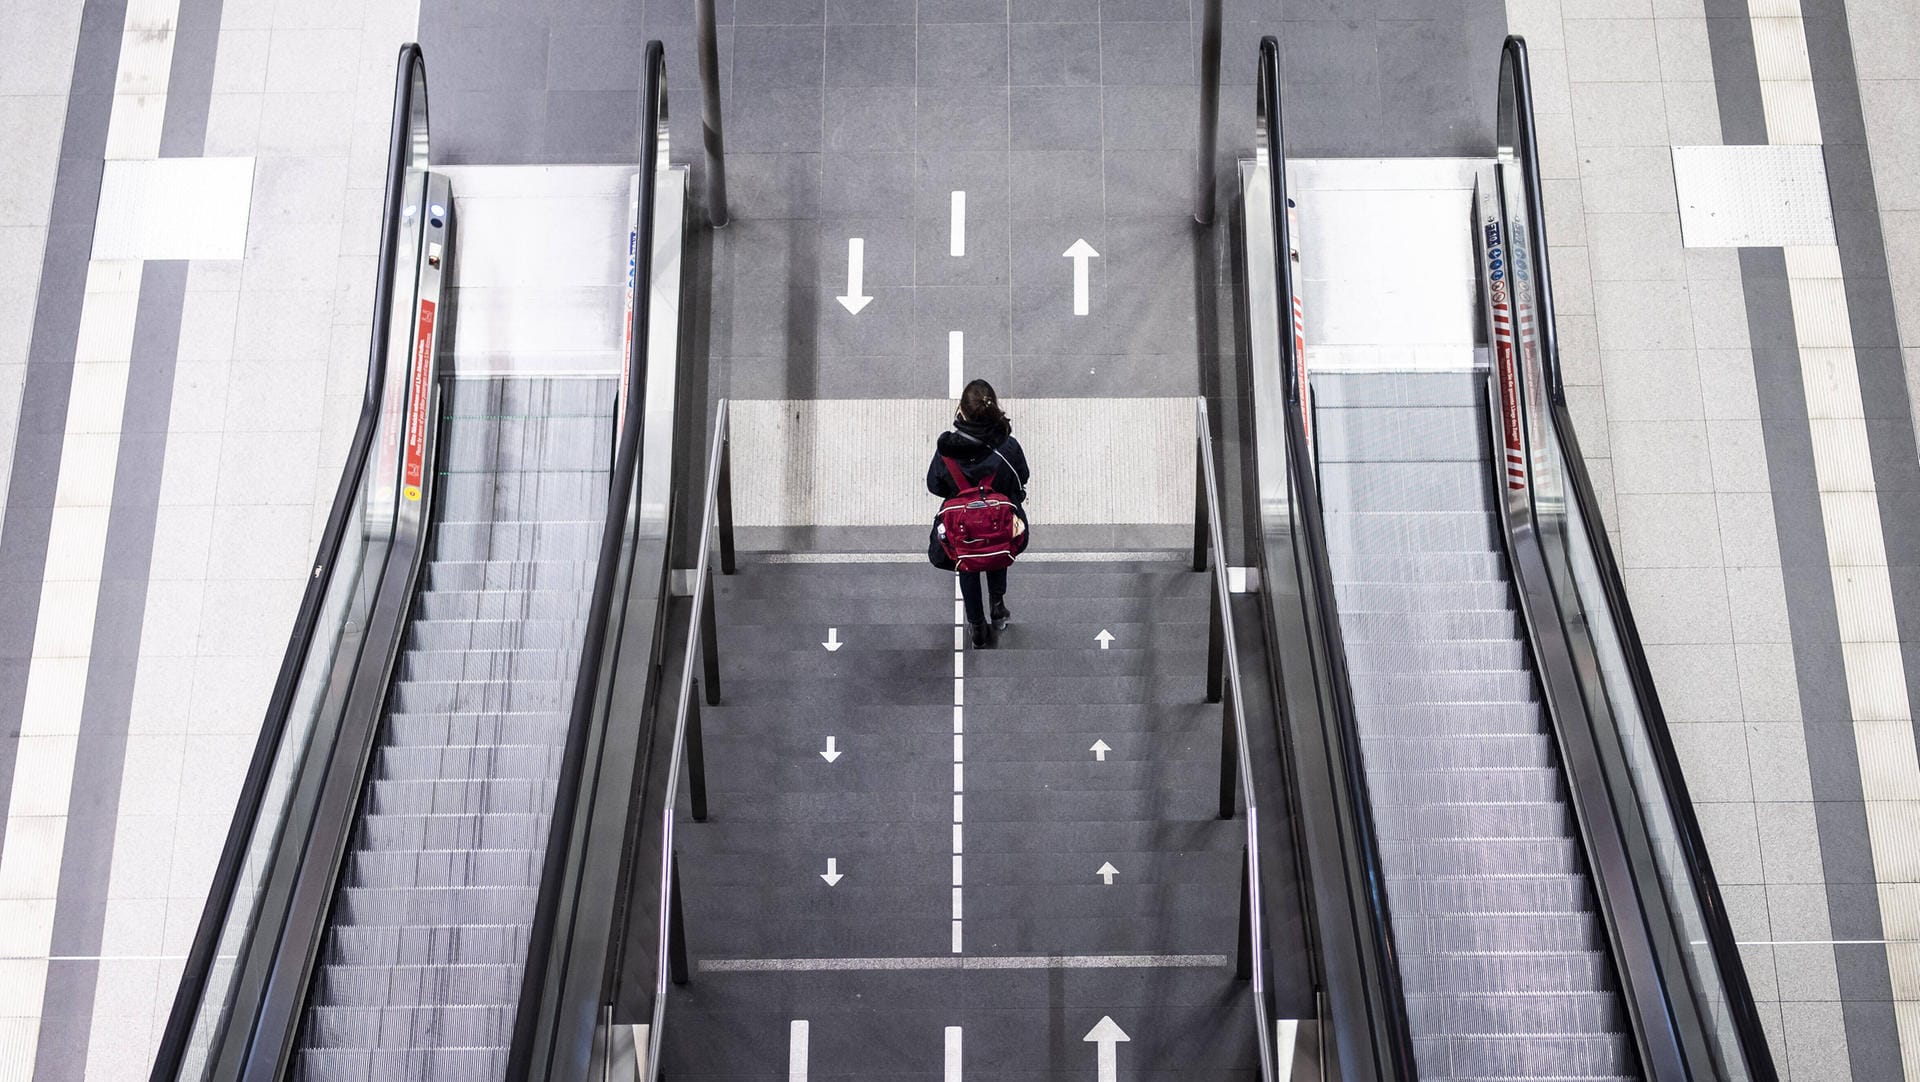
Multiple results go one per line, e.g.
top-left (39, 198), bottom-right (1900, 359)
top-left (1314, 371), bottom-right (1637, 1080)
top-left (654, 558), bottom-right (1287, 1077)
top-left (295, 377), bottom-right (614, 1081)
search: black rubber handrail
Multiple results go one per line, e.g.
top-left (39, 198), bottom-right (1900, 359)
top-left (1499, 35), bottom-right (1779, 1079)
top-left (505, 39), bottom-right (668, 1081)
top-left (148, 44), bottom-right (426, 1082)
top-left (1256, 36), bottom-right (1419, 1080)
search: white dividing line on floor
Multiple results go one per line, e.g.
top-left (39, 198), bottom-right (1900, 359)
top-left (945, 1025), bottom-right (962, 1081)
top-left (951, 576), bottom-right (964, 954)
top-left (700, 953), bottom-right (1230, 973)
top-left (950, 191), bottom-right (965, 257)
top-left (0, 0), bottom-right (183, 1070)
top-left (789, 1020), bottom-right (809, 1081)
top-left (949, 331), bottom-right (964, 399)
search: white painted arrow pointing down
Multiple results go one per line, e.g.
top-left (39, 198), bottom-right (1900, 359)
top-left (821, 736), bottom-right (842, 763)
top-left (1084, 1016), bottom-right (1130, 1082)
top-left (821, 858), bottom-right (844, 886)
top-left (823, 627), bottom-right (843, 652)
top-left (837, 238), bottom-right (872, 314)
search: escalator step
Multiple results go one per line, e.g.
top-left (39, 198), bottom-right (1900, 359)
top-left (374, 744), bottom-right (570, 781)
top-left (1395, 873), bottom-right (1594, 914)
top-left (365, 777), bottom-right (559, 817)
top-left (389, 678), bottom-right (573, 713)
top-left (358, 813), bottom-right (551, 852)
top-left (425, 559), bottom-right (599, 592)
top-left (301, 1003), bottom-right (515, 1050)
top-left (413, 590), bottom-right (593, 623)
top-left (1349, 669), bottom-right (1537, 705)
top-left (383, 712), bottom-right (568, 747)
top-left (407, 619), bottom-right (591, 652)
top-left (334, 886), bottom-right (542, 927)
top-left (293, 1046), bottom-right (510, 1081)
top-left (324, 924), bottom-right (532, 967)
top-left (1360, 733), bottom-right (1555, 771)
top-left (345, 848), bottom-right (544, 890)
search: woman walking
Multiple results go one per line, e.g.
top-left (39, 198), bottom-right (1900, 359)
top-left (929, 380), bottom-right (1031, 648)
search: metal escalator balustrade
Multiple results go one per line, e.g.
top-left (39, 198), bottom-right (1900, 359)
top-left (296, 378), bottom-right (615, 1079)
top-left (151, 44), bottom-right (436, 1082)
top-left (1484, 35), bottom-right (1779, 1082)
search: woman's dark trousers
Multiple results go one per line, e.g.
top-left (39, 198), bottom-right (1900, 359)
top-left (957, 568), bottom-right (1007, 626)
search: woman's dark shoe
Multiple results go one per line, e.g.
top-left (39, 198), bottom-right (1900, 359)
top-left (970, 622), bottom-right (994, 649)
top-left (990, 597), bottom-right (1010, 630)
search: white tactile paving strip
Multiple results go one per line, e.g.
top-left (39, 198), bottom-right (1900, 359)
top-left (729, 398), bottom-right (1196, 528)
top-left (92, 157), bottom-right (256, 262)
top-left (1671, 145), bottom-right (1836, 248)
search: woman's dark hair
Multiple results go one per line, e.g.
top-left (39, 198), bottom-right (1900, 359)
top-left (956, 379), bottom-right (1008, 428)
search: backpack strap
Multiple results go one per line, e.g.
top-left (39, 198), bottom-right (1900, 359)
top-left (941, 456), bottom-right (976, 493)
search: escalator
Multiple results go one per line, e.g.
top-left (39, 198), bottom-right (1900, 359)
top-left (150, 42), bottom-right (690, 1082)
top-left (1240, 34), bottom-right (1781, 1082)
top-left (300, 377), bottom-right (612, 1076)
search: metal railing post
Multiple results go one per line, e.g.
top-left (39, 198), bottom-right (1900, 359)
top-left (696, 0), bottom-right (730, 226)
top-left (1192, 431), bottom-right (1210, 573)
top-left (1193, 0), bottom-right (1222, 225)
top-left (1218, 678), bottom-right (1238, 821)
top-left (717, 425), bottom-right (737, 575)
top-left (1236, 845), bottom-right (1254, 980)
top-left (686, 686), bottom-right (709, 823)
top-left (1206, 573), bottom-right (1225, 705)
top-left (700, 567), bottom-right (721, 705)
top-left (667, 849), bottom-right (690, 984)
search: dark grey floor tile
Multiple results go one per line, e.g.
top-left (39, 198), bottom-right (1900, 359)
top-left (917, 87), bottom-right (1011, 150)
top-left (915, 286), bottom-right (1012, 361)
top-left (733, 25), bottom-right (825, 88)
top-left (546, 23), bottom-right (645, 90)
top-left (815, 286), bottom-right (918, 357)
top-left (826, 23), bottom-right (918, 86)
top-left (1103, 84), bottom-right (1198, 150)
top-left (728, 152), bottom-right (824, 218)
top-left (819, 217), bottom-right (917, 282)
top-left (822, 151), bottom-right (916, 216)
top-left (433, 90), bottom-right (549, 165)
top-left (556, 0), bottom-right (652, 24)
top-left (1009, 21), bottom-right (1101, 86)
top-left (437, 21), bottom-right (552, 91)
top-left (729, 85), bottom-right (826, 153)
top-left (920, 0), bottom-right (1012, 22)
top-left (734, 0), bottom-right (825, 23)
top-left (1012, 0), bottom-right (1097, 19)
top-left (1100, 21), bottom-right (1194, 86)
top-left (1280, 17), bottom-right (1380, 87)
top-left (914, 150), bottom-right (1010, 218)
top-left (919, 22), bottom-right (1011, 86)
top-left (825, 87), bottom-right (916, 150)
top-left (544, 90), bottom-right (640, 161)
top-left (1009, 86), bottom-right (1102, 150)
top-left (1103, 148), bottom-right (1191, 218)
top-left (1008, 150), bottom-right (1104, 219)
top-left (827, 0), bottom-right (915, 21)
top-left (915, 213), bottom-right (1009, 288)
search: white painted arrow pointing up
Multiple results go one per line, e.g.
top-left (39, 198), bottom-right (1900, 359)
top-left (1096, 862), bottom-right (1118, 885)
top-left (1064, 238), bottom-right (1099, 316)
top-left (1095, 629), bottom-right (1114, 650)
top-left (823, 627), bottom-right (843, 652)
top-left (837, 238), bottom-right (872, 314)
top-left (1091, 739), bottom-right (1111, 762)
top-left (821, 858), bottom-right (844, 886)
top-left (1084, 1016), bottom-right (1130, 1082)
top-left (821, 736), bottom-right (842, 763)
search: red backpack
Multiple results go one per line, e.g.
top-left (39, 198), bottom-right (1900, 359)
top-left (937, 456), bottom-right (1024, 571)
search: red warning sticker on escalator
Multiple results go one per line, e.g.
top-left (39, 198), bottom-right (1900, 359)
top-left (402, 299), bottom-right (436, 502)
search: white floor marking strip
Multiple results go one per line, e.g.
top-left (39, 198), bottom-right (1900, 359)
top-left (701, 954), bottom-right (1230, 973)
top-left (836, 237), bottom-right (871, 314)
top-left (1064, 239), bottom-right (1099, 316)
top-left (0, 0), bottom-right (180, 1071)
top-left (789, 1020), bottom-right (809, 1081)
top-left (1743, 1), bottom-right (1920, 1066)
top-left (945, 1025), bottom-right (962, 1080)
top-left (948, 330), bottom-right (964, 399)
top-left (950, 192), bottom-right (966, 257)
top-left (951, 576), bottom-right (965, 953)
